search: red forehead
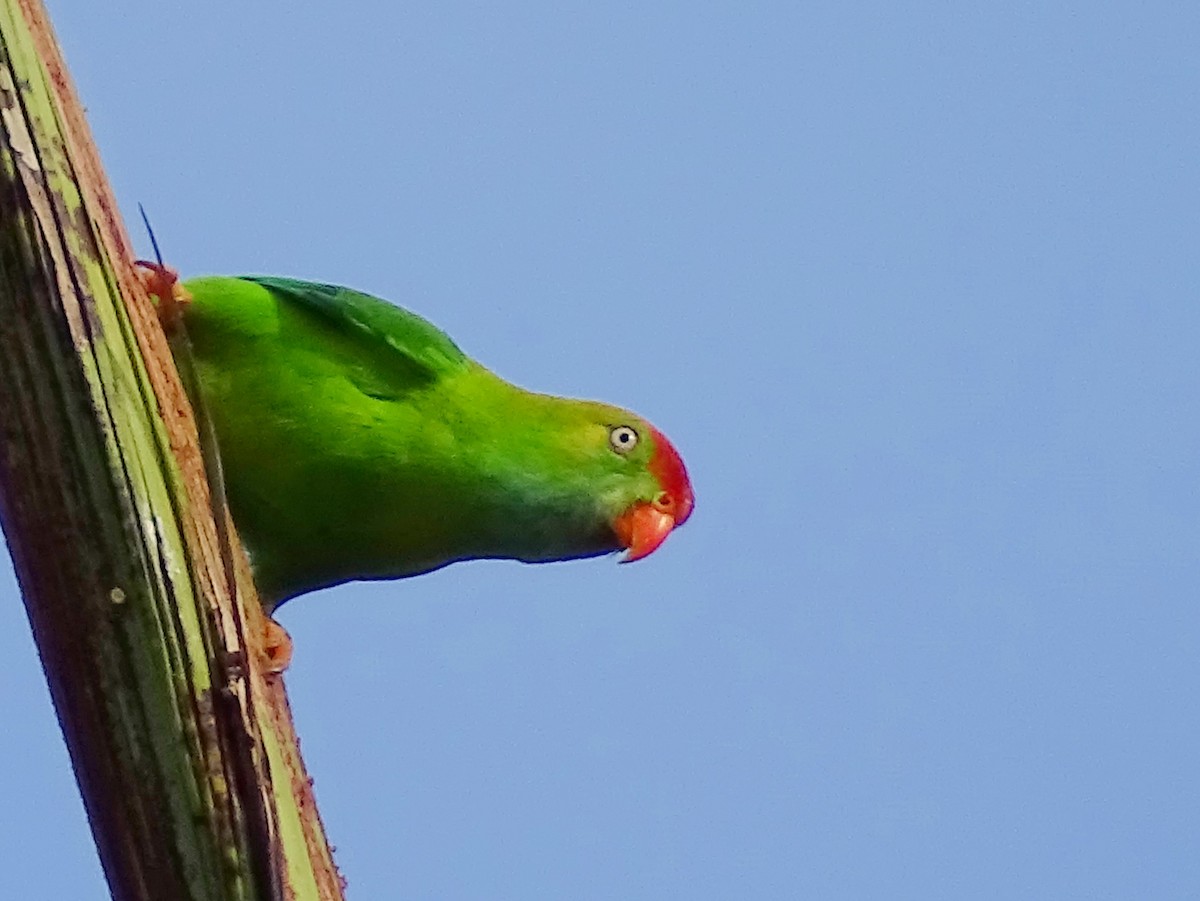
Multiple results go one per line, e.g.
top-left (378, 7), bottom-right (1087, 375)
top-left (648, 426), bottom-right (694, 524)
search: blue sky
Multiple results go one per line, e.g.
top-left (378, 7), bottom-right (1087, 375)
top-left (1, 2), bottom-right (1197, 898)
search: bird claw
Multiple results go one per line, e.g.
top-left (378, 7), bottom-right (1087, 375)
top-left (135, 260), bottom-right (192, 332)
top-left (262, 617), bottom-right (294, 675)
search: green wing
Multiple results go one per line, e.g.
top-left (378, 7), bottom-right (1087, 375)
top-left (243, 276), bottom-right (468, 382)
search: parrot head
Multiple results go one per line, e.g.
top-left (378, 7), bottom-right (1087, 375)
top-left (501, 396), bottom-right (694, 566)
top-left (610, 424), bottom-right (694, 562)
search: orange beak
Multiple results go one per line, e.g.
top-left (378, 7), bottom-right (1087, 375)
top-left (613, 502), bottom-right (677, 563)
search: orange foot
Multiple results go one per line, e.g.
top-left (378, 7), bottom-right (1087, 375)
top-left (135, 260), bottom-right (193, 332)
top-left (262, 616), bottom-right (294, 675)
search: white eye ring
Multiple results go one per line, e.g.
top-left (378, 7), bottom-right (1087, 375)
top-left (609, 425), bottom-right (640, 454)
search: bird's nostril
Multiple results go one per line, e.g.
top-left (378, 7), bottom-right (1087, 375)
top-left (654, 492), bottom-right (673, 513)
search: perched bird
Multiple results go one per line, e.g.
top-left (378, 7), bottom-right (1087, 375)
top-left (161, 275), bottom-right (693, 607)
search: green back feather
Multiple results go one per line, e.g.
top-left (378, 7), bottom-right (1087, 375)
top-left (243, 276), bottom-right (467, 382)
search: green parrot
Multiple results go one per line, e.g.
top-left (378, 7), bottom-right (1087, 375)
top-left (170, 275), bottom-right (694, 606)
